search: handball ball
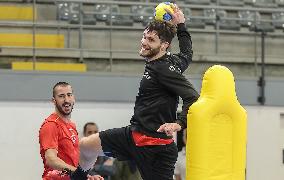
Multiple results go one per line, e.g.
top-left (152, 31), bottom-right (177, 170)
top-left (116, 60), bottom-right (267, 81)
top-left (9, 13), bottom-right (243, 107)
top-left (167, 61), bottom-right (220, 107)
top-left (154, 2), bottom-right (175, 21)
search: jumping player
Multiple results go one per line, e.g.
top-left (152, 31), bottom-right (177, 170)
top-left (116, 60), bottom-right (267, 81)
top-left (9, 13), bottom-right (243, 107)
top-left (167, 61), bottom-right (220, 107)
top-left (78, 5), bottom-right (199, 180)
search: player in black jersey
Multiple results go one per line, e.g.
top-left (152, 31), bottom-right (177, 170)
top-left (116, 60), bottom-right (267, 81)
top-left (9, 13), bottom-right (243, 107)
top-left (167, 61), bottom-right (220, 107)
top-left (78, 5), bottom-right (199, 180)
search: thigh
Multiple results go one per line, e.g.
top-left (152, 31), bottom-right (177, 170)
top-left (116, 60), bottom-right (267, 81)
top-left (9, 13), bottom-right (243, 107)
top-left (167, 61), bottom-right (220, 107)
top-left (135, 143), bottom-right (178, 180)
top-left (152, 143), bottom-right (178, 180)
top-left (99, 126), bottom-right (133, 160)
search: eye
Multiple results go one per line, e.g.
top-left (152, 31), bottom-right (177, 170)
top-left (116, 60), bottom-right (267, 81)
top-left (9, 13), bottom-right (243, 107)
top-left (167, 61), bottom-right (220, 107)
top-left (148, 38), bottom-right (154, 42)
top-left (58, 94), bottom-right (65, 98)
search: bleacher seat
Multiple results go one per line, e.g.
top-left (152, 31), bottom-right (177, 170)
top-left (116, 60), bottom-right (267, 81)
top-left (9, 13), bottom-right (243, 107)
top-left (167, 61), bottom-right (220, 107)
top-left (253, 0), bottom-right (278, 8)
top-left (106, 14), bottom-right (133, 26)
top-left (0, 34), bottom-right (64, 48)
top-left (276, 0), bottom-right (284, 6)
top-left (217, 10), bottom-right (241, 31)
top-left (81, 12), bottom-right (97, 25)
top-left (95, 4), bottom-right (111, 22)
top-left (0, 5), bottom-right (34, 20)
top-left (57, 2), bottom-right (79, 22)
top-left (95, 4), bottom-right (133, 26)
top-left (219, 0), bottom-right (245, 6)
top-left (183, 8), bottom-right (206, 29)
top-left (243, 0), bottom-right (254, 5)
top-left (131, 5), bottom-right (155, 26)
top-left (56, 2), bottom-right (96, 25)
top-left (203, 9), bottom-right (217, 25)
top-left (272, 12), bottom-right (284, 29)
top-left (204, 9), bottom-right (241, 30)
top-left (150, 0), bottom-right (176, 2)
top-left (239, 10), bottom-right (275, 32)
top-left (131, 5), bottom-right (145, 23)
top-left (238, 10), bottom-right (261, 27)
top-left (12, 62), bottom-right (86, 72)
top-left (249, 23), bottom-right (275, 32)
top-left (185, 0), bottom-right (211, 5)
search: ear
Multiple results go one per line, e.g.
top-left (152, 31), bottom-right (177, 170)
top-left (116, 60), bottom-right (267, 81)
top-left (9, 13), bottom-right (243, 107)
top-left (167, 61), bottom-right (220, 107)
top-left (52, 97), bottom-right (56, 105)
top-left (161, 42), bottom-right (169, 51)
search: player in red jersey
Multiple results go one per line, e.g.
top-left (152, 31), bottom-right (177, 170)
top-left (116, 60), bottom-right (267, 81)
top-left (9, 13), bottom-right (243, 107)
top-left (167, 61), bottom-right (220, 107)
top-left (39, 82), bottom-right (103, 180)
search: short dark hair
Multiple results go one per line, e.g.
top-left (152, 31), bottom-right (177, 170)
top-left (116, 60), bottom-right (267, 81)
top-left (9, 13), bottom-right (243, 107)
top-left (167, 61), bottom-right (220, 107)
top-left (83, 122), bottom-right (98, 135)
top-left (52, 82), bottom-right (71, 97)
top-left (145, 20), bottom-right (177, 44)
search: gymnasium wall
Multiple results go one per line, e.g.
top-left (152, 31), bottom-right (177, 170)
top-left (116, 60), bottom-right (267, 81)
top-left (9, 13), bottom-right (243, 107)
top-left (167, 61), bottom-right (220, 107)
top-left (0, 102), bottom-right (283, 180)
top-left (0, 70), bottom-right (283, 105)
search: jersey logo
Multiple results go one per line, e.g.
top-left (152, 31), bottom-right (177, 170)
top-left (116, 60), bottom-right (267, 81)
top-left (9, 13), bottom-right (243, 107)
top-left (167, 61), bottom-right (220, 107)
top-left (143, 71), bottom-right (151, 80)
top-left (177, 67), bottom-right (181, 73)
top-left (71, 134), bottom-right (77, 144)
top-left (69, 128), bottom-right (77, 144)
top-left (169, 65), bottom-right (175, 71)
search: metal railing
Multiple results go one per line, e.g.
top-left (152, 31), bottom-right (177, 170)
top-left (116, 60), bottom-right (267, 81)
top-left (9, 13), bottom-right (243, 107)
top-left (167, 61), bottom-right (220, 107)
top-left (0, 0), bottom-right (283, 71)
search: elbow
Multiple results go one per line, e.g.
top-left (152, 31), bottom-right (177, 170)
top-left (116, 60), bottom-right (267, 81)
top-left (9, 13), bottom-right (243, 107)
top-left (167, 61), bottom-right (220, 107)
top-left (188, 91), bottom-right (199, 105)
top-left (193, 93), bottom-right (199, 102)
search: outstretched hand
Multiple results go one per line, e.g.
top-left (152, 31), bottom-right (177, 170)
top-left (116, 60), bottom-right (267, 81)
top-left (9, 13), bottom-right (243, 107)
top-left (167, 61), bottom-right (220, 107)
top-left (165, 4), bottom-right (185, 25)
top-left (157, 123), bottom-right (182, 136)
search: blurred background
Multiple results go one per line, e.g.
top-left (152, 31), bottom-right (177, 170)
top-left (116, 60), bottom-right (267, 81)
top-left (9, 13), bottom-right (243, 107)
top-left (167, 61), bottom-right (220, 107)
top-left (0, 0), bottom-right (283, 179)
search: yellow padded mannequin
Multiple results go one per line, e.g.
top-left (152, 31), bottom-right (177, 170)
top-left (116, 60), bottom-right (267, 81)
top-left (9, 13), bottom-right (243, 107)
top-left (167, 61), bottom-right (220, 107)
top-left (186, 65), bottom-right (247, 180)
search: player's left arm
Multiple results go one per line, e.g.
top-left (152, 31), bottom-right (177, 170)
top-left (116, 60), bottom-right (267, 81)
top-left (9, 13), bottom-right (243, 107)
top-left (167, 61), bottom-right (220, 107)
top-left (168, 5), bottom-right (193, 71)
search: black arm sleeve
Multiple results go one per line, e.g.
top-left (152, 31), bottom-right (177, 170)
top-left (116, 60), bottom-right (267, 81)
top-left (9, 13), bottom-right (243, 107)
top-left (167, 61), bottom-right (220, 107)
top-left (175, 23), bottom-right (193, 72)
top-left (69, 166), bottom-right (89, 180)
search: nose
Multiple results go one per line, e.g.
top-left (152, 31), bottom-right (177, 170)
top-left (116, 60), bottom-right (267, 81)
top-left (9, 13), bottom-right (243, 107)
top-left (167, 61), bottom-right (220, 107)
top-left (141, 38), bottom-right (147, 45)
top-left (63, 98), bottom-right (69, 103)
top-left (63, 96), bottom-right (72, 102)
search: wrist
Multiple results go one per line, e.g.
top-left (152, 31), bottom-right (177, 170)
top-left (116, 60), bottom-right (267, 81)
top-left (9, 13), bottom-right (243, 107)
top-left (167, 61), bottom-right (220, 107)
top-left (62, 168), bottom-right (73, 176)
top-left (69, 165), bottom-right (90, 180)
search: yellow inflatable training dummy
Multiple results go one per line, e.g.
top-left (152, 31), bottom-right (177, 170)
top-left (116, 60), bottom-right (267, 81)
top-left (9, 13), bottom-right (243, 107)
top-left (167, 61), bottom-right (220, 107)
top-left (186, 65), bottom-right (247, 180)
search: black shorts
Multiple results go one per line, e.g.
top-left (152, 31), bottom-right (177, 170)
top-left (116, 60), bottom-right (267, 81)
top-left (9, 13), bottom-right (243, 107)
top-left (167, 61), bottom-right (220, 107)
top-left (99, 126), bottom-right (178, 180)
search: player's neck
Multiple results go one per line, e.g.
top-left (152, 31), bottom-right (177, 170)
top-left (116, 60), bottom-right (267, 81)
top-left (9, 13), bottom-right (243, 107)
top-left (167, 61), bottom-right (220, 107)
top-left (148, 51), bottom-right (166, 62)
top-left (55, 111), bottom-right (71, 122)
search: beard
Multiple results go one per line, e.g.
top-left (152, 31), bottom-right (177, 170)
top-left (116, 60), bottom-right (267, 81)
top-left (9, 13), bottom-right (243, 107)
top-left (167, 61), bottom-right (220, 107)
top-left (55, 102), bottom-right (74, 116)
top-left (139, 46), bottom-right (160, 59)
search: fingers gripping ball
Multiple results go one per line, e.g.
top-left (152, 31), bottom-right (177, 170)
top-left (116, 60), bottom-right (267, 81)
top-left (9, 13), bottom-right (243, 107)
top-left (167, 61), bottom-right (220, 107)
top-left (154, 2), bottom-right (175, 21)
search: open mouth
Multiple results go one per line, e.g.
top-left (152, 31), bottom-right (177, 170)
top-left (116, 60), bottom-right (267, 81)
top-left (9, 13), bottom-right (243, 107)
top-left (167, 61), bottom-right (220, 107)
top-left (62, 103), bottom-right (72, 111)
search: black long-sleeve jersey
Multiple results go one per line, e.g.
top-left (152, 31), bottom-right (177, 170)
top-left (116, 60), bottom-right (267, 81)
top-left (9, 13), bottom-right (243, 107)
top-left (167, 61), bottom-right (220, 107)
top-left (130, 23), bottom-right (199, 139)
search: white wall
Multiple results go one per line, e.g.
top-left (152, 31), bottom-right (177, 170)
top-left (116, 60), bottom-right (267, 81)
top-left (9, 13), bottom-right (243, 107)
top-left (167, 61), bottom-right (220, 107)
top-left (0, 101), bottom-right (134, 180)
top-left (246, 106), bottom-right (284, 180)
top-left (0, 102), bottom-right (283, 180)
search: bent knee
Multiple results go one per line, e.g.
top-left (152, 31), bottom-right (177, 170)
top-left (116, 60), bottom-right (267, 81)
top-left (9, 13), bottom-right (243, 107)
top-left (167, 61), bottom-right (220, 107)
top-left (80, 133), bottom-right (102, 152)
